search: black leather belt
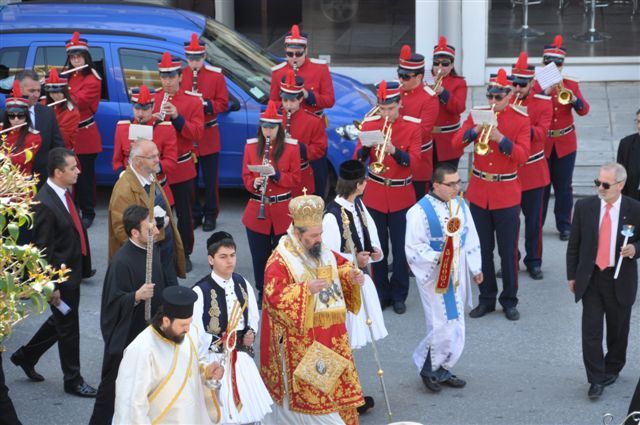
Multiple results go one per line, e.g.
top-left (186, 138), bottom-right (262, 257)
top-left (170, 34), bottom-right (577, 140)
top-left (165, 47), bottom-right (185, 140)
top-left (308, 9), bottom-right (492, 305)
top-left (548, 124), bottom-right (574, 138)
top-left (472, 168), bottom-right (517, 182)
top-left (177, 151), bottom-right (193, 163)
top-left (526, 150), bottom-right (545, 165)
top-left (301, 161), bottom-right (309, 170)
top-left (432, 122), bottom-right (461, 134)
top-left (368, 172), bottom-right (412, 187)
top-left (250, 192), bottom-right (291, 204)
top-left (205, 118), bottom-right (218, 128)
top-left (421, 140), bottom-right (433, 153)
top-left (78, 116), bottom-right (95, 129)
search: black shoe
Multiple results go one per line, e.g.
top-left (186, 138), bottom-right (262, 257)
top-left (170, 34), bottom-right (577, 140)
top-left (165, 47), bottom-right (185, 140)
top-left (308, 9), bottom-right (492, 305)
top-left (81, 216), bottom-right (94, 229)
top-left (393, 301), bottom-right (406, 314)
top-left (559, 231), bottom-right (571, 241)
top-left (504, 307), bottom-right (520, 321)
top-left (193, 216), bottom-right (202, 229)
top-left (185, 256), bottom-right (193, 273)
top-left (602, 374), bottom-right (618, 386)
top-left (420, 375), bottom-right (441, 393)
top-left (356, 396), bottom-right (375, 414)
top-left (64, 381), bottom-right (97, 398)
top-left (10, 351), bottom-right (44, 382)
top-left (442, 375), bottom-right (467, 388)
top-left (588, 383), bottom-right (604, 400)
top-left (527, 266), bottom-right (543, 280)
top-left (496, 268), bottom-right (502, 279)
top-left (469, 304), bottom-right (495, 318)
top-left (380, 299), bottom-right (392, 311)
top-left (202, 217), bottom-right (216, 232)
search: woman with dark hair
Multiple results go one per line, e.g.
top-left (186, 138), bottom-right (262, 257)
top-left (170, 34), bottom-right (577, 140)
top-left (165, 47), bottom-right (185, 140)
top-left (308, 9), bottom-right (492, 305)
top-left (431, 36), bottom-right (468, 168)
top-left (241, 101), bottom-right (301, 302)
top-left (44, 68), bottom-right (80, 151)
top-left (1, 81), bottom-right (41, 174)
top-left (63, 31), bottom-right (102, 228)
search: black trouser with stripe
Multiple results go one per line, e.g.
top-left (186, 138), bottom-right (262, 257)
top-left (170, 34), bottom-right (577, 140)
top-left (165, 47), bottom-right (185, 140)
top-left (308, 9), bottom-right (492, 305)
top-left (76, 153), bottom-right (97, 220)
top-left (245, 228), bottom-right (283, 296)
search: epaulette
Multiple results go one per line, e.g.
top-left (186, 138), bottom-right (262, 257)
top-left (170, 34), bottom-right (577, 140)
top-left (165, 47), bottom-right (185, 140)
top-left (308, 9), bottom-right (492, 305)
top-left (423, 85), bottom-right (436, 96)
top-left (533, 93), bottom-right (551, 101)
top-left (246, 138), bottom-right (258, 145)
top-left (117, 120), bottom-right (132, 125)
top-left (310, 58), bottom-right (327, 65)
top-left (205, 64), bottom-right (222, 73)
top-left (564, 75), bottom-right (579, 83)
top-left (403, 115), bottom-right (421, 124)
top-left (510, 104), bottom-right (528, 116)
top-left (28, 127), bottom-right (40, 135)
top-left (472, 105), bottom-right (491, 111)
top-left (363, 115), bottom-right (381, 122)
top-left (185, 90), bottom-right (203, 98)
top-left (156, 121), bottom-right (172, 126)
top-left (285, 138), bottom-right (298, 145)
top-left (304, 109), bottom-right (322, 119)
top-left (91, 68), bottom-right (103, 81)
top-left (271, 62), bottom-right (287, 72)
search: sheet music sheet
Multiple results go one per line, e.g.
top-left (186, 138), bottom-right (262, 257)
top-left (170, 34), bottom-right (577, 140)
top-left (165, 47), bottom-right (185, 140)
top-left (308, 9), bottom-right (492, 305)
top-left (535, 62), bottom-right (563, 91)
top-left (128, 124), bottom-right (153, 141)
top-left (470, 109), bottom-right (497, 126)
top-left (247, 164), bottom-right (275, 176)
top-left (423, 73), bottom-right (435, 86)
top-left (359, 130), bottom-right (385, 147)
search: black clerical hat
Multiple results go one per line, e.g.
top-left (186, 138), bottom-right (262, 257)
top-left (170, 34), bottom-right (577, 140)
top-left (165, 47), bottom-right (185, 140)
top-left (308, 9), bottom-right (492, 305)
top-left (207, 231), bottom-right (233, 250)
top-left (162, 286), bottom-right (197, 319)
top-left (339, 160), bottom-right (366, 181)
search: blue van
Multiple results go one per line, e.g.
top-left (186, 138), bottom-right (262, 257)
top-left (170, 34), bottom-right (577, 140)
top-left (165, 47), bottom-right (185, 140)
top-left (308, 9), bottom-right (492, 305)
top-left (0, 2), bottom-right (372, 188)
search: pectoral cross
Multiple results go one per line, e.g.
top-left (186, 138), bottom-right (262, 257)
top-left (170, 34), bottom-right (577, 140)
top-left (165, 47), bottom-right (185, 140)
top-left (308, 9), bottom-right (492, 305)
top-left (302, 187), bottom-right (308, 196)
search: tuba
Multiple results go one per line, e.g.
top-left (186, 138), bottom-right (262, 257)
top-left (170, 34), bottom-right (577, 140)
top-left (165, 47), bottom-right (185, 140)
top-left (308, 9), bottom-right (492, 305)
top-left (475, 105), bottom-right (496, 156)
top-left (368, 116), bottom-right (392, 174)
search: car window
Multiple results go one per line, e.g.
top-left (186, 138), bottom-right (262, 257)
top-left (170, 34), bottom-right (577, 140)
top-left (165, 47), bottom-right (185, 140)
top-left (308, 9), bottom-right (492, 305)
top-left (34, 46), bottom-right (108, 100)
top-left (0, 47), bottom-right (28, 92)
top-left (119, 48), bottom-right (185, 98)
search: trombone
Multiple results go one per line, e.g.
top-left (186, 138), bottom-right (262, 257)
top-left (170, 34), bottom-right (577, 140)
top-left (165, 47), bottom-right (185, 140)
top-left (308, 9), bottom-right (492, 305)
top-left (475, 105), bottom-right (495, 156)
top-left (369, 116), bottom-right (392, 174)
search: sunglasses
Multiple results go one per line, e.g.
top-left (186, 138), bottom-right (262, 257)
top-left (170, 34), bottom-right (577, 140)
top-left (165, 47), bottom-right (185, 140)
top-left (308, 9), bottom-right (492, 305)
top-left (512, 82), bottom-right (529, 88)
top-left (7, 113), bottom-right (26, 119)
top-left (594, 179), bottom-right (621, 190)
top-left (486, 94), bottom-right (506, 101)
top-left (398, 73), bottom-right (417, 81)
top-left (543, 58), bottom-right (564, 66)
top-left (433, 60), bottom-right (451, 67)
top-left (285, 51), bottom-right (305, 58)
top-left (260, 122), bottom-right (279, 129)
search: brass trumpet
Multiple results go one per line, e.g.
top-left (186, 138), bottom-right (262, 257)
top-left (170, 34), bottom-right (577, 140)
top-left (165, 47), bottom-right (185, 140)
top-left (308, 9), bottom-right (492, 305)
top-left (513, 93), bottom-right (523, 107)
top-left (353, 105), bottom-right (380, 130)
top-left (432, 69), bottom-right (444, 92)
top-left (475, 105), bottom-right (495, 156)
top-left (369, 116), bottom-right (392, 174)
top-left (556, 81), bottom-right (573, 105)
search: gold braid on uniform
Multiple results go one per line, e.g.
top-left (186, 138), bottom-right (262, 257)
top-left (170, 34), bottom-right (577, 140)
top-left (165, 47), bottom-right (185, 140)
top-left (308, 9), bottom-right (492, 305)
top-left (207, 289), bottom-right (221, 335)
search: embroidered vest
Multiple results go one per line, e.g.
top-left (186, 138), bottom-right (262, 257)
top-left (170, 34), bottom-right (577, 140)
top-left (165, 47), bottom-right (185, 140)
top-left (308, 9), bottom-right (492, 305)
top-left (325, 197), bottom-right (373, 253)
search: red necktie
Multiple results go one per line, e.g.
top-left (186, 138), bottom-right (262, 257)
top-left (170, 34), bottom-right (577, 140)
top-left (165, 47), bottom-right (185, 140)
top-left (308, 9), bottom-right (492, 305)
top-left (595, 203), bottom-right (613, 271)
top-left (65, 191), bottom-right (87, 256)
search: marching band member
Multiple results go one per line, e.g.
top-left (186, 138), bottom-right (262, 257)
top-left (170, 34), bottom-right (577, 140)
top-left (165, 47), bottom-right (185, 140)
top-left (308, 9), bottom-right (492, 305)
top-left (355, 81), bottom-right (422, 314)
top-left (64, 31), bottom-right (103, 228)
top-left (279, 70), bottom-right (327, 197)
top-left (397, 45), bottom-right (439, 198)
top-left (153, 52), bottom-right (204, 272)
top-left (270, 24), bottom-right (334, 197)
top-left (452, 69), bottom-right (530, 321)
top-left (510, 52), bottom-right (553, 280)
top-left (191, 231), bottom-right (273, 424)
top-left (431, 36), bottom-right (467, 168)
top-left (405, 163), bottom-right (482, 393)
top-left (535, 35), bottom-right (590, 241)
top-left (1, 81), bottom-right (41, 174)
top-left (112, 85), bottom-right (177, 204)
top-left (180, 34), bottom-right (229, 232)
top-left (241, 101), bottom-right (301, 304)
top-left (43, 68), bottom-right (80, 151)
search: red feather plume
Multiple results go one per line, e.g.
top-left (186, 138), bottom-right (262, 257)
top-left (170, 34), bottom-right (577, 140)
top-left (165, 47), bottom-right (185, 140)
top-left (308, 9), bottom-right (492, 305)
top-left (138, 85), bottom-right (151, 104)
top-left (11, 80), bottom-right (22, 98)
top-left (160, 52), bottom-right (173, 67)
top-left (400, 45), bottom-right (412, 60)
top-left (48, 68), bottom-right (61, 83)
top-left (291, 24), bottom-right (300, 39)
top-left (377, 80), bottom-right (387, 102)
top-left (496, 68), bottom-right (508, 86)
top-left (553, 34), bottom-right (563, 48)
top-left (515, 52), bottom-right (528, 69)
top-left (438, 36), bottom-right (447, 49)
top-left (285, 69), bottom-right (296, 86)
top-left (71, 31), bottom-right (80, 43)
top-left (189, 33), bottom-right (200, 49)
top-left (265, 100), bottom-right (278, 117)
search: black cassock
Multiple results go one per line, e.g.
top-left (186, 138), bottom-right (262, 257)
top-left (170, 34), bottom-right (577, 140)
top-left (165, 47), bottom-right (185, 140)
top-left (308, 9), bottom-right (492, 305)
top-left (89, 240), bottom-right (171, 425)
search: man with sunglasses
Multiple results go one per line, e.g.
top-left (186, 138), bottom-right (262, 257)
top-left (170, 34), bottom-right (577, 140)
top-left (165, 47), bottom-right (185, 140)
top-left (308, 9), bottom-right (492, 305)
top-left (431, 36), bottom-right (467, 169)
top-left (509, 52), bottom-right (553, 281)
top-left (180, 34), bottom-right (229, 232)
top-left (397, 45), bottom-right (439, 199)
top-left (453, 69), bottom-right (531, 321)
top-left (567, 163), bottom-right (640, 400)
top-left (534, 35), bottom-right (590, 242)
top-left (279, 70), bottom-right (327, 197)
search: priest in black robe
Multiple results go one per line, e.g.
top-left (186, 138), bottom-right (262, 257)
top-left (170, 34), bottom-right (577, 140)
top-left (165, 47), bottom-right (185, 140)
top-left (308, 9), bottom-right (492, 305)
top-left (89, 204), bottom-right (172, 425)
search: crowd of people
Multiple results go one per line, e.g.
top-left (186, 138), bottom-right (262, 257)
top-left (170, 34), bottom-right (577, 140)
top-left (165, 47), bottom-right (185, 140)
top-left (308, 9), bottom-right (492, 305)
top-left (1, 24), bottom-right (640, 425)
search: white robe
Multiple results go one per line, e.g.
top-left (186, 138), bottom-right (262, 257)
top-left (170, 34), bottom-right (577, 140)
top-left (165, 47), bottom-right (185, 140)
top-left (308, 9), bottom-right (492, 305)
top-left (113, 324), bottom-right (218, 425)
top-left (192, 271), bottom-right (273, 424)
top-left (322, 196), bottom-right (388, 349)
top-left (405, 194), bottom-right (482, 373)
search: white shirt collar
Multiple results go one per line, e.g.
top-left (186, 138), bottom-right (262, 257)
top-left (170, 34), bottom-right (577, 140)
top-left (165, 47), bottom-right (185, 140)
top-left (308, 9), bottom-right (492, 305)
top-left (46, 178), bottom-right (68, 199)
top-left (335, 196), bottom-right (355, 209)
top-left (600, 195), bottom-right (622, 211)
top-left (130, 164), bottom-right (154, 187)
top-left (210, 270), bottom-right (233, 288)
top-left (129, 238), bottom-right (147, 251)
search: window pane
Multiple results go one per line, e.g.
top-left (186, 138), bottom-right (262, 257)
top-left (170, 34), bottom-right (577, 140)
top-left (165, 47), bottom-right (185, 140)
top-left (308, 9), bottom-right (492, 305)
top-left (118, 48), bottom-right (170, 97)
top-left (0, 47), bottom-right (28, 80)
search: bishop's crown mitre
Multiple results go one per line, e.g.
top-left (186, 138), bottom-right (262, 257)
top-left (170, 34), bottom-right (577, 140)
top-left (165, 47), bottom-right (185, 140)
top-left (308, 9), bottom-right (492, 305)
top-left (289, 189), bottom-right (324, 228)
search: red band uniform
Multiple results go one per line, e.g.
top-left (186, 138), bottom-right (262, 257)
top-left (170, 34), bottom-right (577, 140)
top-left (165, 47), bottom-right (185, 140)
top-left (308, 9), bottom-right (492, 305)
top-left (533, 35), bottom-right (590, 240)
top-left (43, 69), bottom-right (80, 151)
top-left (431, 37), bottom-right (468, 167)
top-left (453, 69), bottom-right (530, 318)
top-left (397, 45), bottom-right (439, 199)
top-left (355, 81), bottom-right (422, 312)
top-left (180, 34), bottom-right (229, 230)
top-left (242, 101), bottom-right (301, 299)
top-left (1, 81), bottom-right (41, 174)
top-left (65, 32), bottom-right (102, 226)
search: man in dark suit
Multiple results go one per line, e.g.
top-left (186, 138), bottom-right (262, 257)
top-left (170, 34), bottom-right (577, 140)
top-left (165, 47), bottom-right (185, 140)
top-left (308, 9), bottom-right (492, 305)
top-left (617, 109), bottom-right (640, 201)
top-left (9, 148), bottom-right (97, 397)
top-left (566, 162), bottom-right (640, 400)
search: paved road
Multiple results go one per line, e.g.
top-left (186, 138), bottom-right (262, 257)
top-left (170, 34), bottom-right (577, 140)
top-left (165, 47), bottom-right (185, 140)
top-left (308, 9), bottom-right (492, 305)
top-left (3, 185), bottom-right (638, 425)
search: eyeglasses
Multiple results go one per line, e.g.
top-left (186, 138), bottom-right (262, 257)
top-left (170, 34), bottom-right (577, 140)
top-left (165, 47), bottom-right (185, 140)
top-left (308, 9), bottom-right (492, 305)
top-left (285, 51), bottom-right (305, 58)
top-left (440, 180), bottom-right (462, 188)
top-left (512, 82), bottom-right (529, 88)
top-left (398, 73), bottom-right (417, 81)
top-left (486, 94), bottom-right (506, 101)
top-left (594, 179), bottom-right (622, 190)
top-left (433, 60), bottom-right (451, 67)
top-left (543, 58), bottom-right (564, 66)
top-left (7, 113), bottom-right (26, 119)
top-left (260, 122), bottom-right (279, 129)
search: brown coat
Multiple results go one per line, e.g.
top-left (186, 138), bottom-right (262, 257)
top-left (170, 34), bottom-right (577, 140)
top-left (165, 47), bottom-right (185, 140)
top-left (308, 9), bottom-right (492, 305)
top-left (108, 167), bottom-right (186, 278)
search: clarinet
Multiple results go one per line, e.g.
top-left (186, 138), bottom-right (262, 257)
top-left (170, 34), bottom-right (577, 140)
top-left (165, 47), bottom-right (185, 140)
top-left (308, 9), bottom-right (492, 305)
top-left (285, 110), bottom-right (292, 138)
top-left (292, 61), bottom-right (298, 76)
top-left (256, 136), bottom-right (271, 220)
top-left (158, 92), bottom-right (169, 121)
top-left (192, 67), bottom-right (198, 93)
